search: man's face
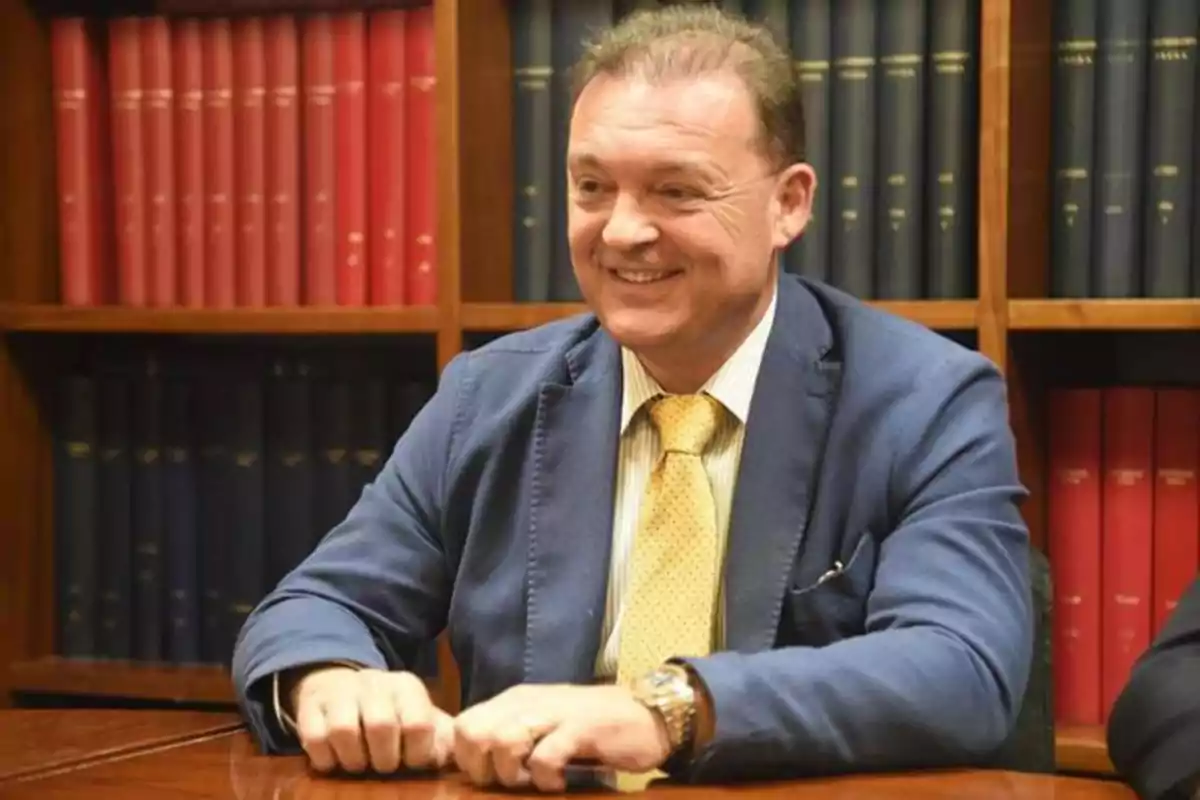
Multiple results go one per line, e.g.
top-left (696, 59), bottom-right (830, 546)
top-left (566, 70), bottom-right (813, 361)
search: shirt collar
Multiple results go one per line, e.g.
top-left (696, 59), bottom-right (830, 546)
top-left (619, 285), bottom-right (777, 433)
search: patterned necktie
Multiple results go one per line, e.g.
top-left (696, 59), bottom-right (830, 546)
top-left (616, 392), bottom-right (723, 686)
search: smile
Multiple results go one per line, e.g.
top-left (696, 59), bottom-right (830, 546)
top-left (612, 269), bottom-right (680, 284)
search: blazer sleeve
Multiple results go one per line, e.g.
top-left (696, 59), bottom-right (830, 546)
top-left (677, 354), bottom-right (1033, 781)
top-left (1107, 576), bottom-right (1200, 800)
top-left (230, 352), bottom-right (471, 754)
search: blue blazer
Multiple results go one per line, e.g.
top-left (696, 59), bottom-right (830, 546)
top-left (233, 275), bottom-right (1033, 781)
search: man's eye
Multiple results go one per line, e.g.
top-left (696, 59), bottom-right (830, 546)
top-left (576, 179), bottom-right (604, 194)
top-left (659, 185), bottom-right (703, 201)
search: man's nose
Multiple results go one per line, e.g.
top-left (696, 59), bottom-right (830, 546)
top-left (601, 192), bottom-right (658, 250)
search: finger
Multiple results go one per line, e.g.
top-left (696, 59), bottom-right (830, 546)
top-left (323, 690), bottom-right (368, 773)
top-left (453, 712), bottom-right (496, 787)
top-left (430, 711), bottom-right (457, 769)
top-left (391, 672), bottom-right (436, 768)
top-left (489, 720), bottom-right (537, 788)
top-left (359, 673), bottom-right (402, 773)
top-left (294, 695), bottom-right (336, 773)
top-left (527, 723), bottom-right (588, 793)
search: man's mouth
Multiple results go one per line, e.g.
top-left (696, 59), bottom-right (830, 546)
top-left (610, 268), bottom-right (682, 284)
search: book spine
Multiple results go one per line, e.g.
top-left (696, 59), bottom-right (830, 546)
top-left (1142, 0), bottom-right (1198, 297)
top-left (234, 17), bottom-right (268, 308)
top-left (1091, 0), bottom-right (1149, 298)
top-left (174, 18), bottom-right (206, 309)
top-left (829, 0), bottom-right (877, 298)
top-left (875, 0), bottom-right (925, 299)
top-left (367, 10), bottom-right (407, 306)
top-left (142, 16), bottom-right (176, 308)
top-left (926, 0), bottom-right (978, 299)
top-left (785, 0), bottom-right (831, 284)
top-left (1050, 0), bottom-right (1099, 297)
top-left (511, 0), bottom-right (554, 301)
top-left (335, 12), bottom-right (368, 307)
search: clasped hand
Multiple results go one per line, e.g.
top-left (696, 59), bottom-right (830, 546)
top-left (291, 667), bottom-right (673, 792)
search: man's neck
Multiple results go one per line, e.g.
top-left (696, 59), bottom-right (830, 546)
top-left (631, 287), bottom-right (775, 395)
top-left (635, 346), bottom-right (731, 395)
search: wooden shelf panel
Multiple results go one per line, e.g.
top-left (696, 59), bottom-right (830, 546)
top-left (1055, 725), bottom-right (1114, 775)
top-left (0, 304), bottom-right (441, 335)
top-left (1010, 299), bottom-right (1200, 330)
top-left (872, 300), bottom-right (979, 329)
top-left (463, 300), bottom-right (980, 332)
top-left (7, 658), bottom-right (235, 704)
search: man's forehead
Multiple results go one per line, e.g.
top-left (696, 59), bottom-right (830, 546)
top-left (573, 71), bottom-right (757, 135)
top-left (568, 72), bottom-right (759, 166)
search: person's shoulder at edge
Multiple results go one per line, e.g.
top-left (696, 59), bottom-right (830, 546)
top-left (431, 309), bottom-right (616, 438)
top-left (451, 308), bottom-right (604, 368)
top-left (795, 275), bottom-right (996, 380)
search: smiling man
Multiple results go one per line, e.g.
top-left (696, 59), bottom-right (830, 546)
top-left (232, 5), bottom-right (1033, 792)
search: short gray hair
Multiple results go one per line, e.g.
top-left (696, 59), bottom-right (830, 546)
top-left (570, 3), bottom-right (806, 167)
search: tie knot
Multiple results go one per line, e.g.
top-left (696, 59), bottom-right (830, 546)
top-left (649, 393), bottom-right (722, 455)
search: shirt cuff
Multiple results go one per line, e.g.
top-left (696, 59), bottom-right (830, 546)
top-left (272, 661), bottom-right (366, 734)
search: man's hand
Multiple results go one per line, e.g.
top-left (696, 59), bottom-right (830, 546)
top-left (452, 683), bottom-right (672, 792)
top-left (289, 666), bottom-right (454, 775)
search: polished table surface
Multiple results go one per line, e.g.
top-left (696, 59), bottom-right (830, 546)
top-left (2, 726), bottom-right (1138, 799)
top-left (0, 708), bottom-right (242, 784)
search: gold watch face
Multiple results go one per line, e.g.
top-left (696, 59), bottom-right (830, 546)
top-left (641, 664), bottom-right (687, 693)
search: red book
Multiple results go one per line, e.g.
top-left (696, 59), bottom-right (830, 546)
top-left (1152, 389), bottom-right (1200, 636)
top-left (234, 17), bottom-right (267, 308)
top-left (1101, 387), bottom-right (1155, 721)
top-left (1046, 388), bottom-right (1103, 725)
top-left (334, 12), bottom-right (367, 306)
top-left (141, 16), bottom-right (176, 307)
top-left (49, 17), bottom-right (106, 306)
top-left (405, 5), bottom-right (437, 306)
top-left (202, 18), bottom-right (236, 309)
top-left (109, 17), bottom-right (147, 306)
top-left (302, 14), bottom-right (337, 306)
top-left (368, 9), bottom-right (407, 306)
top-left (173, 18), bottom-right (206, 309)
top-left (264, 15), bottom-right (300, 307)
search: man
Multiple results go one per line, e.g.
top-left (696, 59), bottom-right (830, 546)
top-left (232, 5), bottom-right (1033, 792)
top-left (1108, 577), bottom-right (1200, 800)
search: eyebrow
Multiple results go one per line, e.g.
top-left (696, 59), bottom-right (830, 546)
top-left (567, 152), bottom-right (725, 181)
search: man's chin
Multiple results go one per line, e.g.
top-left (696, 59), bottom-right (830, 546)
top-left (597, 308), bottom-right (683, 351)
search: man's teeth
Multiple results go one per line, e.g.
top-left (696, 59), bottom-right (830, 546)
top-left (616, 270), bottom-right (673, 284)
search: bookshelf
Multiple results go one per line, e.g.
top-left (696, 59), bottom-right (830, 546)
top-left (0, 0), bottom-right (1192, 781)
top-left (0, 304), bottom-right (442, 333)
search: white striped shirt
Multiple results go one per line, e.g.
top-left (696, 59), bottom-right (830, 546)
top-left (593, 287), bottom-right (777, 679)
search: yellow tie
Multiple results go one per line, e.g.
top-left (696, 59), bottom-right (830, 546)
top-left (617, 392), bottom-right (723, 668)
top-left (614, 394), bottom-right (723, 790)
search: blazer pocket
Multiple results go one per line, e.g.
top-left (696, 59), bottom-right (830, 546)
top-left (784, 532), bottom-right (878, 644)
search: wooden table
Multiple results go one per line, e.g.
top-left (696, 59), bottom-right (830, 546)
top-left (1, 725), bottom-right (1138, 799)
top-left (0, 708), bottom-right (242, 784)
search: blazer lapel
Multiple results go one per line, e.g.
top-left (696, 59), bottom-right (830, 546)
top-left (524, 325), bottom-right (622, 684)
top-left (723, 277), bottom-right (841, 653)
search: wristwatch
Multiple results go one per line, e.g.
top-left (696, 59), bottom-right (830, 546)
top-left (630, 663), bottom-right (697, 756)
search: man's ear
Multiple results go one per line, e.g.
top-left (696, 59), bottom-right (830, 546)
top-left (771, 162), bottom-right (817, 250)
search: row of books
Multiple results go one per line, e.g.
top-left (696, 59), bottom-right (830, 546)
top-left (49, 8), bottom-right (437, 310)
top-left (52, 344), bottom-right (436, 670)
top-left (1047, 386), bottom-right (1199, 726)
top-left (1050, 0), bottom-right (1200, 298)
top-left (512, 0), bottom-right (980, 303)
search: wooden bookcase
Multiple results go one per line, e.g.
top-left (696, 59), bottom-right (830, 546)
top-left (2, 0), bottom-right (1191, 776)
